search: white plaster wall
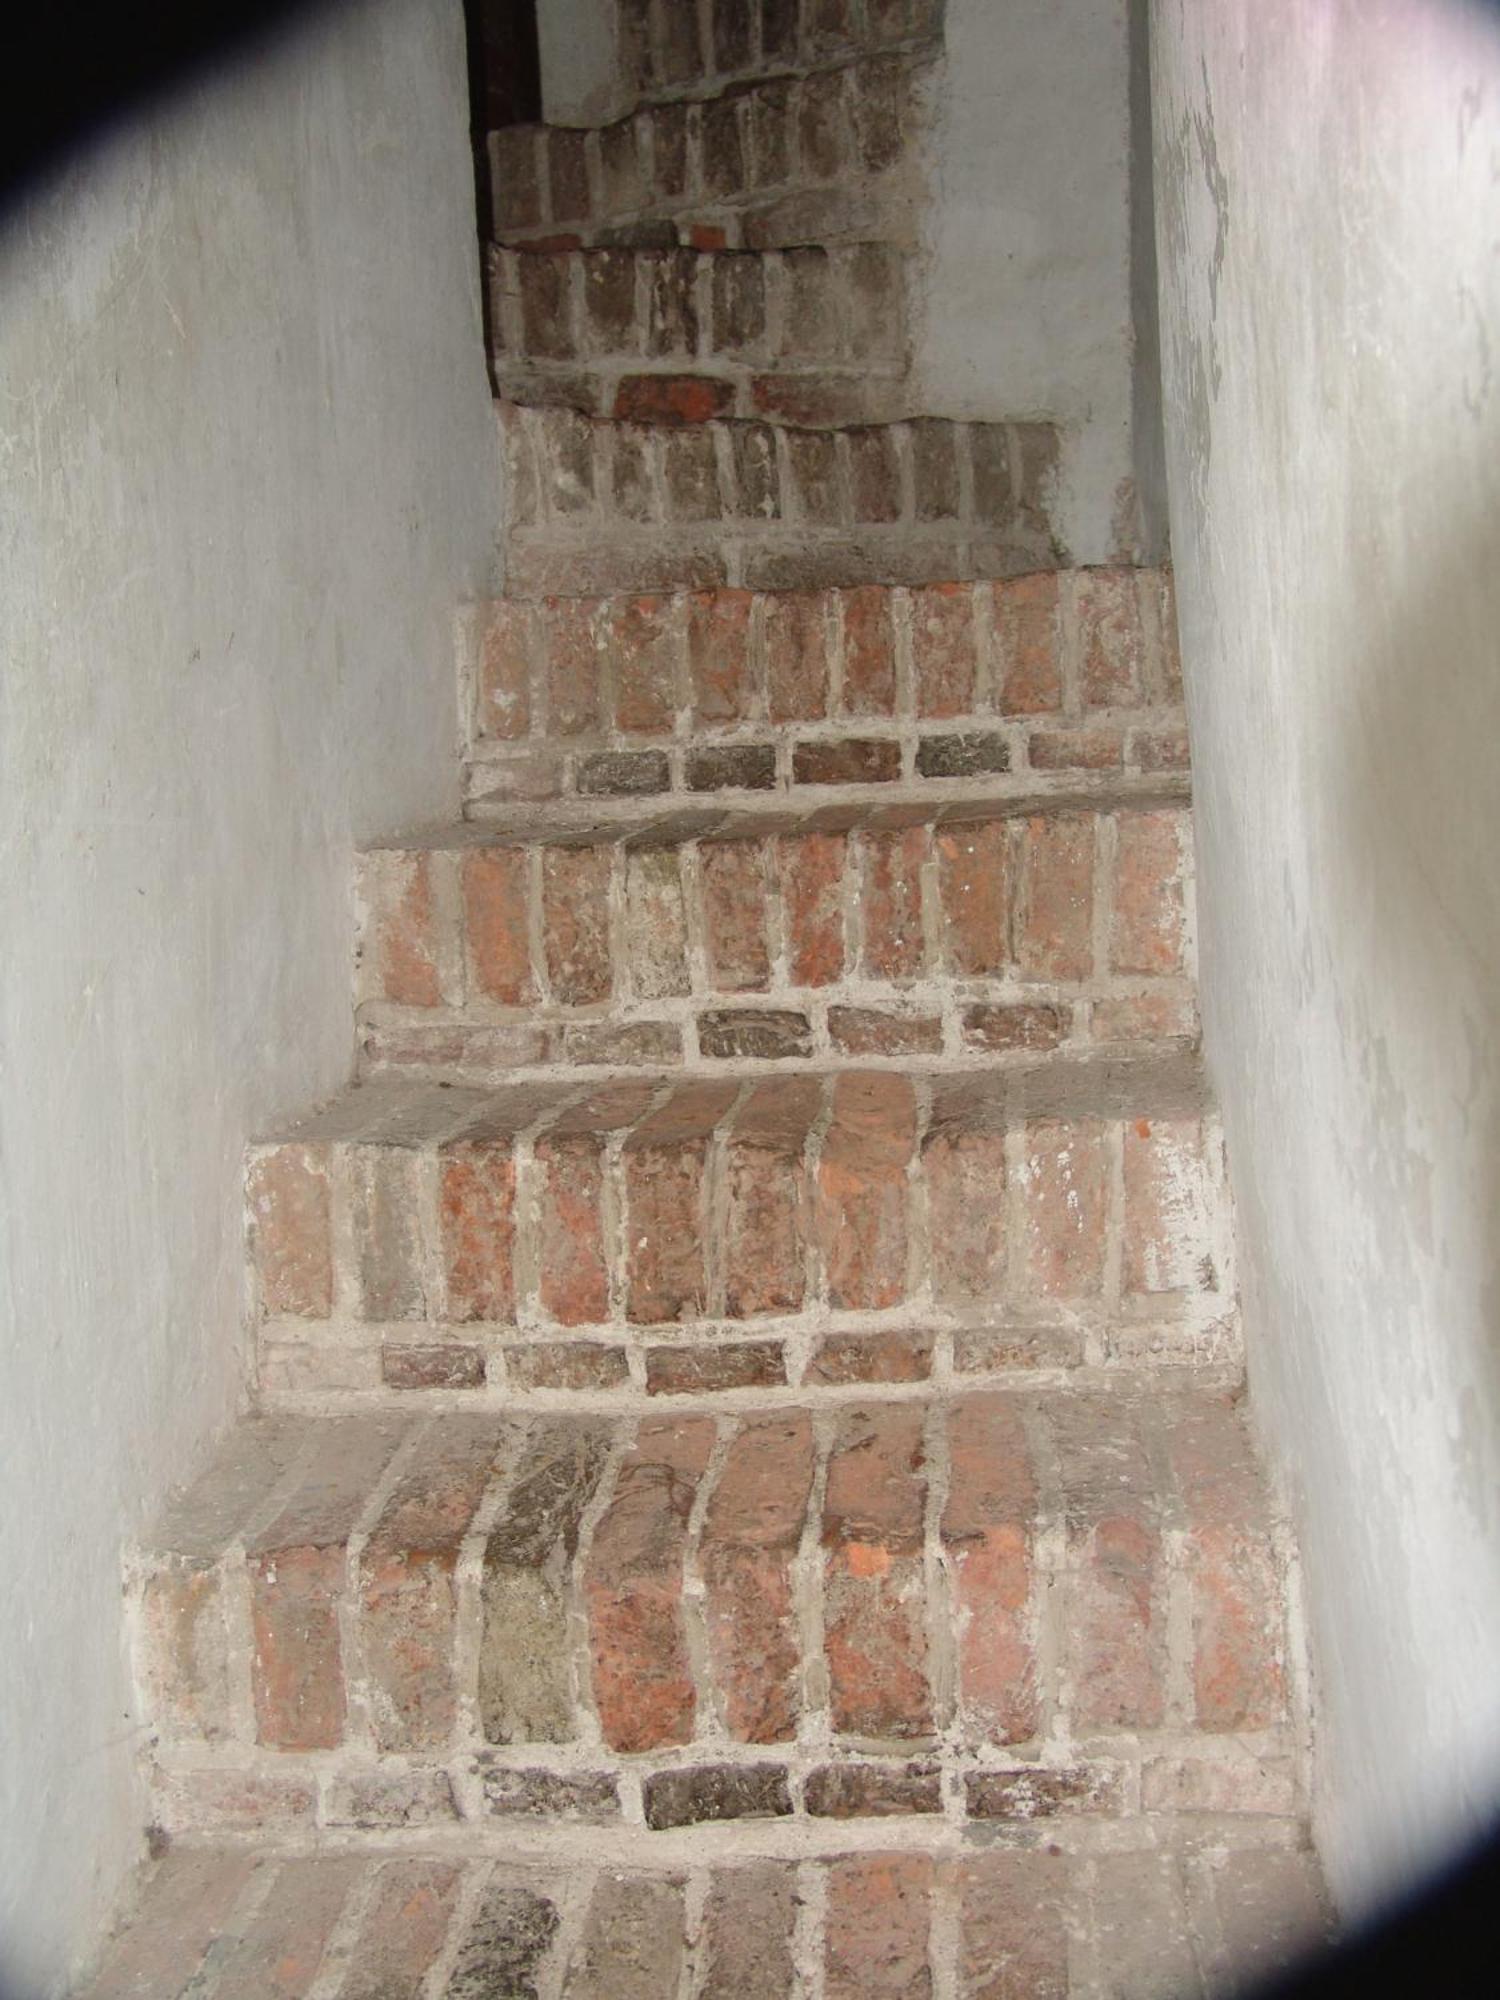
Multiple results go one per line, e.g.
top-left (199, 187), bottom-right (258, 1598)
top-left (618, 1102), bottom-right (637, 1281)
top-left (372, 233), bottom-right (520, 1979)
top-left (0, 0), bottom-right (497, 1988)
top-left (1150, 0), bottom-right (1500, 1919)
top-left (914, 0), bottom-right (1163, 562)
top-left (538, 0), bottom-right (630, 126)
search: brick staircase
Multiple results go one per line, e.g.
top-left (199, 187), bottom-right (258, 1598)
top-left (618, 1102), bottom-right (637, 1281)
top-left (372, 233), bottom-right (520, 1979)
top-left (81, 4), bottom-right (1331, 1992)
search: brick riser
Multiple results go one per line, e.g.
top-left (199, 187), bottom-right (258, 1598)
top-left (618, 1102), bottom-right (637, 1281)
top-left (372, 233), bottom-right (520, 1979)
top-left (463, 571), bottom-right (1181, 807)
top-left (247, 1064), bottom-right (1233, 1402)
top-left (78, 1843), bottom-right (1332, 2000)
top-left (356, 800), bottom-right (1196, 1083)
top-left (489, 242), bottom-right (916, 430)
top-left (489, 52), bottom-right (930, 254)
top-left (135, 1392), bottom-right (1295, 1847)
top-left (498, 403), bottom-right (1061, 597)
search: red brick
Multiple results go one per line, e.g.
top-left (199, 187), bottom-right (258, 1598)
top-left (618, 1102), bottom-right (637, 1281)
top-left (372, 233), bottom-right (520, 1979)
top-left (1111, 809), bottom-right (1188, 976)
top-left (248, 1145), bottom-right (332, 1319)
top-left (645, 1341), bottom-right (787, 1393)
top-left (793, 736), bottom-right (901, 784)
top-left (440, 1143), bottom-right (518, 1322)
top-left (1018, 1119), bottom-right (1106, 1301)
top-left (544, 596), bottom-right (603, 734)
top-left (1092, 990), bottom-right (1197, 1042)
top-left (924, 1128), bottom-right (1007, 1305)
top-left (778, 830), bottom-right (848, 985)
top-left (338, 1859), bottom-right (464, 2000)
top-left (1015, 815), bottom-right (1095, 982)
top-left (992, 572), bottom-right (1062, 714)
top-left (464, 848), bottom-right (535, 1005)
top-left (1029, 727), bottom-right (1126, 771)
top-left (829, 1007), bottom-right (943, 1056)
top-left (698, 1864), bottom-right (799, 2000)
top-left (807, 1327), bottom-right (934, 1385)
top-left (936, 820), bottom-right (1009, 976)
top-left (374, 853), bottom-right (441, 1006)
top-left (542, 845), bottom-right (613, 1004)
top-left (623, 1083), bottom-right (736, 1324)
top-left (825, 1853), bottom-right (933, 2000)
top-left (953, 1850), bottom-right (1069, 1999)
top-left (1123, 1116), bottom-right (1214, 1296)
top-left (624, 846), bottom-right (690, 998)
top-left (689, 588), bottom-right (755, 723)
top-left (823, 1405), bottom-right (932, 1739)
top-left (536, 1134), bottom-right (609, 1324)
top-left (724, 1078), bottom-right (816, 1317)
top-left (614, 372), bottom-right (735, 424)
top-left (247, 1418), bottom-right (405, 1750)
top-left (702, 1413), bottom-right (815, 1741)
top-left (817, 1073), bottom-right (917, 1310)
top-left (701, 838), bottom-right (772, 990)
top-left (360, 1417), bottom-right (503, 1751)
top-left (506, 1340), bottom-right (630, 1392)
top-left (766, 590), bottom-right (833, 721)
top-left (211, 1856), bottom-right (361, 2000)
top-left (961, 1001), bottom-right (1069, 1053)
top-left (1076, 568), bottom-right (1144, 706)
top-left (1161, 1395), bottom-right (1284, 1730)
top-left (860, 826), bottom-right (927, 979)
top-left (586, 1416), bottom-right (716, 1751)
top-left (805, 1760), bottom-right (942, 1817)
top-left (910, 581), bottom-right (978, 717)
top-left (141, 1567), bottom-right (228, 1743)
top-left (842, 584), bottom-right (897, 714)
top-left (1132, 724), bottom-right (1191, 770)
top-left (382, 1343), bottom-right (486, 1390)
top-left (350, 1146), bottom-right (425, 1320)
top-left (610, 594), bottom-right (679, 734)
top-left (942, 1396), bottom-right (1037, 1744)
top-left (1052, 1398), bottom-right (1164, 1730)
top-left (80, 1851), bottom-right (264, 1999)
top-left (479, 599), bottom-right (534, 741)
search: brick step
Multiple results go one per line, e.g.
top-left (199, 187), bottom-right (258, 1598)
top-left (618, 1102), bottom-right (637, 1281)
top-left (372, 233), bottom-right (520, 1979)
top-left (489, 242), bottom-right (914, 428)
top-left (134, 1386), bottom-right (1295, 1851)
top-left (79, 1837), bottom-right (1332, 1998)
top-left (618, 0), bottom-right (945, 117)
top-left (497, 403), bottom-right (1061, 595)
top-left (356, 793), bottom-right (1196, 1084)
top-left (465, 568), bottom-right (1185, 809)
top-left (489, 51), bottom-right (932, 253)
top-left (246, 1057), bottom-right (1233, 1401)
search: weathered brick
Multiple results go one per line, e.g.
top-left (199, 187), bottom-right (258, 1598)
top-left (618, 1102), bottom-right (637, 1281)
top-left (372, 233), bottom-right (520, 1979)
top-left (1112, 808), bottom-right (1188, 976)
top-left (937, 820), bottom-right (1009, 976)
top-left (848, 424), bottom-right (903, 522)
top-left (965, 1762), bottom-right (1123, 1818)
top-left (247, 1418), bottom-right (404, 1749)
top-left (587, 1416), bottom-right (716, 1752)
top-left (702, 1413), bottom-right (814, 1742)
top-left (140, 1566), bottom-right (229, 1743)
top-left (807, 1327), bottom-right (934, 1384)
top-left (724, 1077), bottom-right (817, 1316)
top-left (624, 847), bottom-right (690, 1000)
top-left (564, 1018), bottom-right (681, 1066)
top-left (577, 748), bottom-right (670, 796)
top-left (646, 1340), bottom-right (787, 1393)
top-left (829, 1006), bottom-right (942, 1055)
top-left (623, 1081), bottom-right (737, 1323)
top-left (793, 735), bottom-right (901, 784)
top-left (825, 1853), bottom-right (933, 2000)
top-left (1123, 1116), bottom-right (1215, 1297)
top-left (924, 1127), bottom-right (1007, 1305)
top-left (860, 826), bottom-right (928, 979)
top-left (464, 848), bottom-right (535, 1006)
top-left (492, 127), bottom-right (543, 234)
top-left (349, 1145), bottom-right (426, 1320)
top-left (779, 829), bottom-right (847, 985)
top-left (544, 597), bottom-right (603, 734)
top-left (818, 1073), bottom-right (916, 1309)
top-left (702, 838), bottom-right (772, 990)
top-left (700, 1006), bottom-right (812, 1058)
top-left (992, 571), bottom-right (1062, 714)
top-left (615, 372), bottom-right (735, 424)
top-left (910, 582), bottom-right (978, 716)
top-left (535, 1134), bottom-right (609, 1325)
top-left (441, 1143), bottom-right (517, 1322)
top-left (480, 1419), bottom-right (609, 1743)
top-left (519, 251), bottom-right (572, 360)
top-left (663, 425), bottom-right (723, 520)
top-left (806, 1760), bottom-right (942, 1817)
top-left (210, 1856), bottom-right (362, 2000)
top-left (730, 421), bottom-right (781, 518)
top-left (687, 741), bottom-right (778, 789)
top-left (361, 1417), bottom-right (502, 1751)
top-left (916, 731), bottom-right (1010, 778)
top-left (606, 596), bottom-right (676, 735)
top-left (1076, 567), bottom-right (1145, 706)
top-left (447, 1876), bottom-right (561, 2000)
top-left (478, 599), bottom-right (534, 742)
top-left (953, 1850), bottom-right (1069, 1999)
top-left (372, 852), bottom-right (441, 1007)
top-left (785, 429), bottom-right (844, 524)
top-left (1018, 1119), bottom-right (1106, 1302)
top-left (567, 1874), bottom-right (686, 2000)
top-left (1092, 989), bottom-right (1198, 1042)
top-left (248, 1145), bottom-right (332, 1318)
top-left (1029, 726), bottom-right (1126, 771)
top-left (765, 590), bottom-right (831, 721)
top-left (644, 1761), bottom-right (793, 1829)
top-left (823, 1404), bottom-right (932, 1739)
top-left (961, 1001), bottom-right (1068, 1053)
top-left (1015, 814), bottom-right (1094, 982)
top-left (542, 844), bottom-right (613, 1005)
top-left (687, 589), bottom-right (755, 722)
top-left (841, 583), bottom-right (897, 713)
top-left (382, 1343), bottom-right (486, 1391)
top-left (697, 1863), bottom-right (799, 2000)
top-left (506, 1340), bottom-right (630, 1392)
top-left (337, 1859), bottom-right (464, 2000)
top-left (943, 1396), bottom-right (1037, 1743)
top-left (1051, 1397), bottom-right (1163, 1729)
top-left (480, 1764), bottom-right (620, 1821)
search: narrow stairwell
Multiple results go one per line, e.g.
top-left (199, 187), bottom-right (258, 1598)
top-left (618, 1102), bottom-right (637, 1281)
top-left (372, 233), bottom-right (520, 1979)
top-left (80, 3), bottom-right (1331, 1991)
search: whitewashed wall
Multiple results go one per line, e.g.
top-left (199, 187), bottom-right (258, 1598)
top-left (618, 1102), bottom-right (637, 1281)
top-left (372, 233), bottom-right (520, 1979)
top-left (1151, 0), bottom-right (1500, 1919)
top-left (0, 0), bottom-right (497, 1988)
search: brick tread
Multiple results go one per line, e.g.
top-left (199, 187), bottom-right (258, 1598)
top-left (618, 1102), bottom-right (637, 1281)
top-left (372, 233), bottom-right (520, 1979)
top-left (78, 1838), bottom-right (1333, 1999)
top-left (135, 1385), bottom-right (1295, 1844)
